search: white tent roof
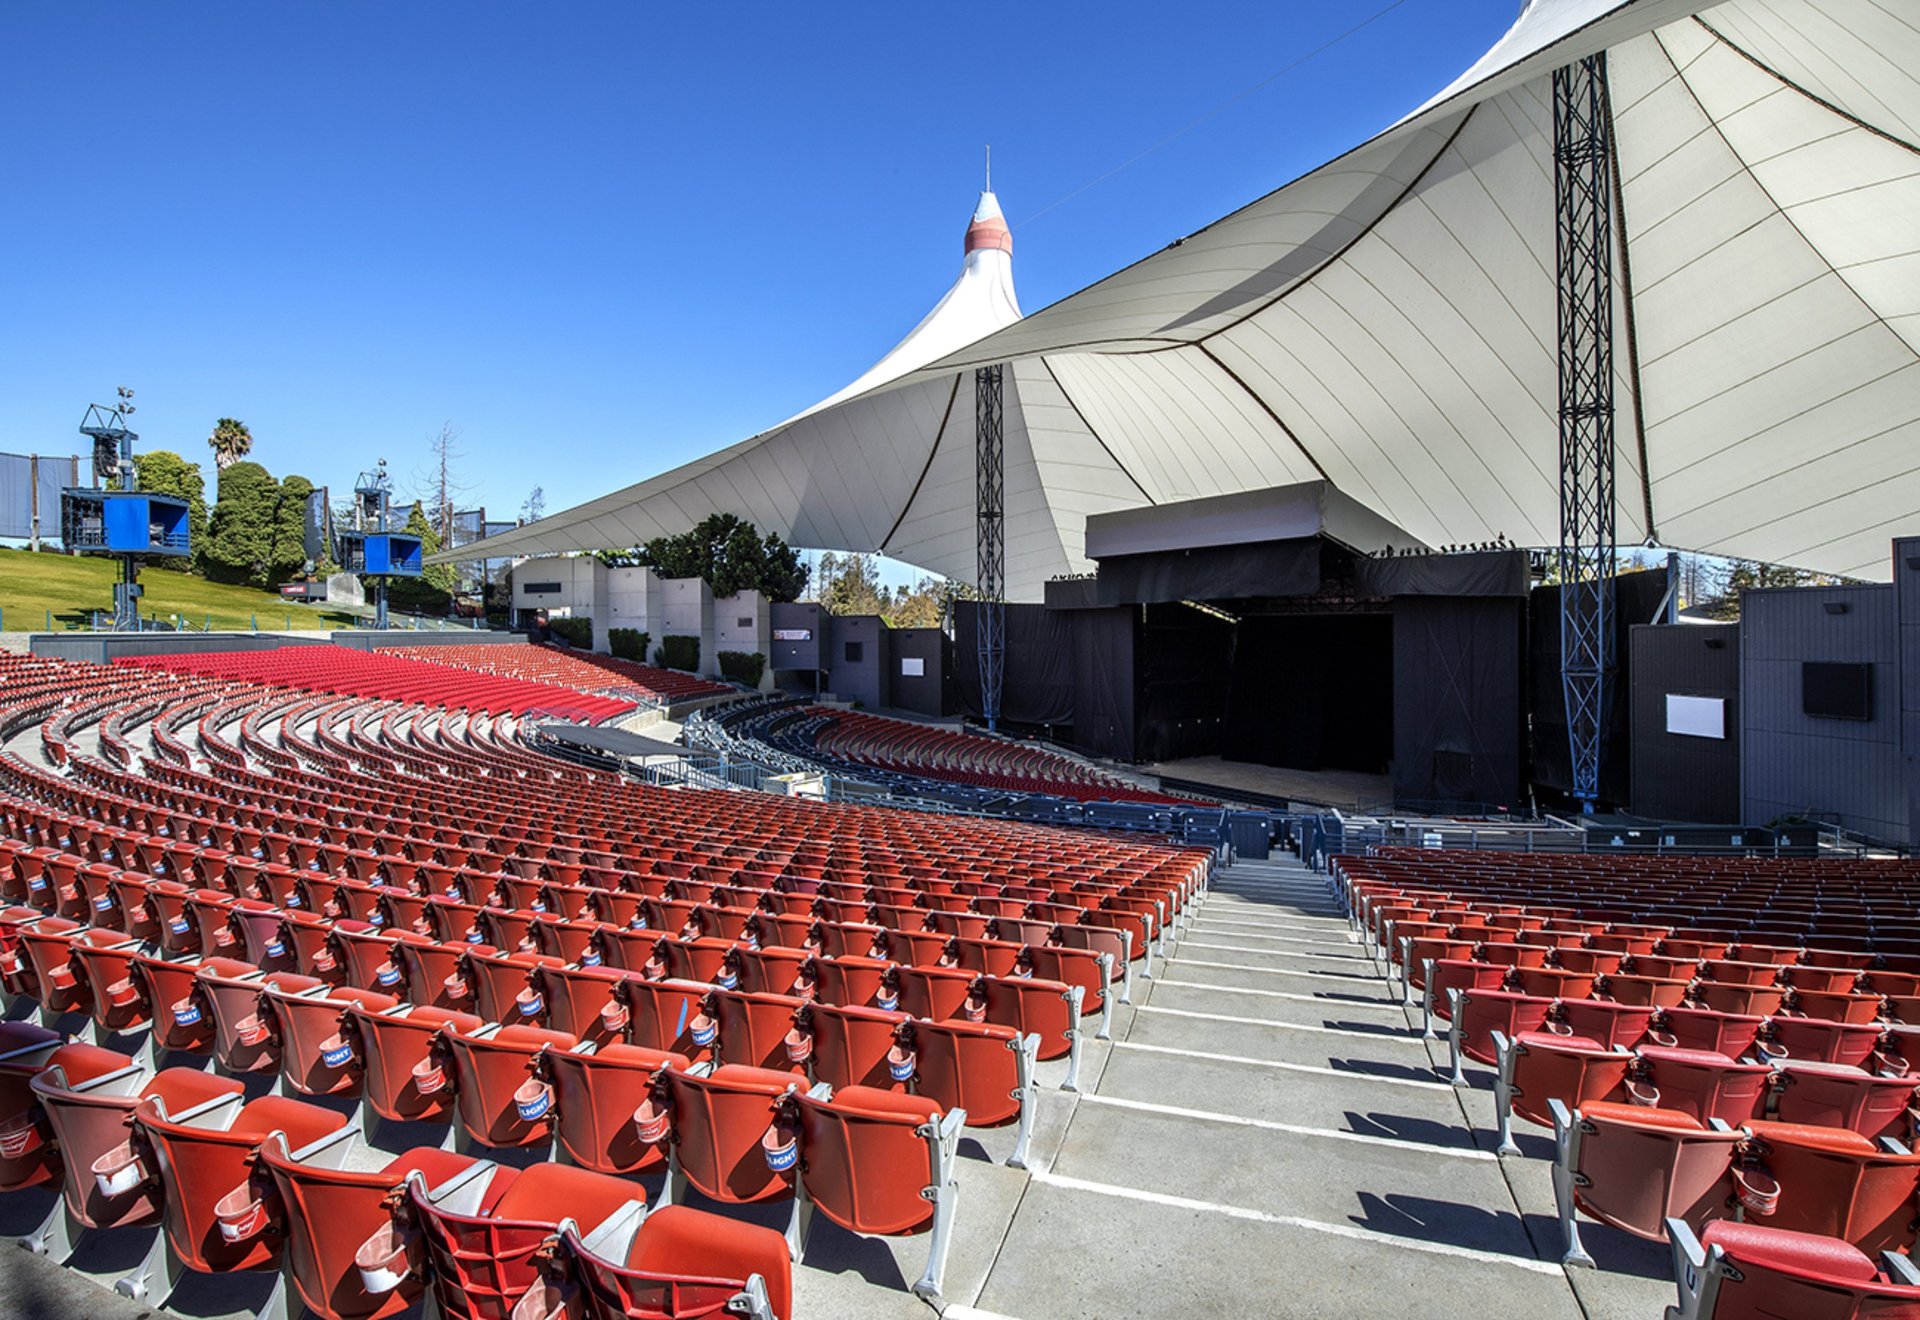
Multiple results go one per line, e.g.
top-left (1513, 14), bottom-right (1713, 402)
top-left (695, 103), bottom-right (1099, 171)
top-left (445, 0), bottom-right (1920, 597)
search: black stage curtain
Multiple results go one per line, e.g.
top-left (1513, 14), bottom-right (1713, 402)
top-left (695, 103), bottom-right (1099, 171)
top-left (1391, 597), bottom-right (1524, 809)
top-left (1135, 604), bottom-right (1232, 762)
top-left (1222, 615), bottom-right (1392, 773)
top-left (955, 602), bottom-right (1074, 727)
top-left (1356, 550), bottom-right (1530, 598)
top-left (1068, 607), bottom-right (1138, 761)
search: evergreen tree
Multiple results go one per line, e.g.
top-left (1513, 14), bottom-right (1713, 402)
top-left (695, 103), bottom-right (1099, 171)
top-left (130, 450), bottom-right (208, 574)
top-left (607, 513), bottom-right (809, 601)
top-left (388, 501), bottom-right (457, 611)
top-left (269, 474), bottom-right (316, 585)
top-left (202, 461), bottom-right (281, 586)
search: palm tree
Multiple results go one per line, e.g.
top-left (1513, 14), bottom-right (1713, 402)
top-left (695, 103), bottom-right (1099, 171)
top-left (208, 417), bottom-right (253, 471)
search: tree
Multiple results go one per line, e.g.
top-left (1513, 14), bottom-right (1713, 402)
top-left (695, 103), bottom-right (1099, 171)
top-left (816, 551), bottom-right (887, 617)
top-left (388, 501), bottom-right (458, 612)
top-left (130, 450), bottom-right (208, 573)
top-left (268, 474), bottom-right (316, 585)
top-left (883, 574), bottom-right (977, 628)
top-left (207, 418), bottom-right (253, 471)
top-left (608, 513), bottom-right (809, 602)
top-left (521, 486), bottom-right (546, 524)
top-left (202, 461), bottom-right (281, 586)
top-left (415, 422), bottom-right (472, 547)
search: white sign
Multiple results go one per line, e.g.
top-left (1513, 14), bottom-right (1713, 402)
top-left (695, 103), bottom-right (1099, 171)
top-left (1666, 694), bottom-right (1725, 740)
top-left (774, 629), bottom-right (811, 642)
top-left (900, 657), bottom-right (925, 677)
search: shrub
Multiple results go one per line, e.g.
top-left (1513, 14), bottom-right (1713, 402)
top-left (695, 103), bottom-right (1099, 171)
top-left (548, 616), bottom-right (593, 648)
top-left (659, 634), bottom-right (700, 672)
top-left (608, 628), bottom-right (649, 662)
top-left (717, 650), bottom-right (766, 688)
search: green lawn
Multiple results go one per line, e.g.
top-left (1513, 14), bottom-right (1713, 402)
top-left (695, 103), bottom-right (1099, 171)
top-left (0, 546), bottom-right (364, 631)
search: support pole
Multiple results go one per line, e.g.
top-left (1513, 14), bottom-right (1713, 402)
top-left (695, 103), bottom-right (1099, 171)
top-left (975, 364), bottom-right (1005, 731)
top-left (1553, 53), bottom-right (1617, 813)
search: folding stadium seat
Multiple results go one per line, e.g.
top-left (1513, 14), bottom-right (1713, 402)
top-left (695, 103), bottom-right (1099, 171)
top-left (1419, 957), bottom-right (1507, 1040)
top-left (787, 1084), bottom-right (963, 1300)
top-left (897, 1017), bottom-right (1040, 1168)
top-left (1651, 1007), bottom-right (1768, 1059)
top-left (348, 1002), bottom-right (483, 1126)
top-left (1761, 1017), bottom-right (1884, 1070)
top-left (1513, 966), bottom-right (1598, 1001)
top-left (1026, 942), bottom-right (1117, 1041)
top-left (1596, 972), bottom-right (1693, 1009)
top-left (709, 990), bottom-right (808, 1073)
top-left (1787, 989), bottom-right (1884, 1026)
top-left (1770, 1062), bottom-right (1920, 1143)
top-left (464, 949), bottom-right (565, 1026)
top-left (1663, 1217), bottom-right (1920, 1320)
top-left (880, 926), bottom-right (953, 968)
top-left (442, 1021), bottom-right (575, 1149)
top-left (977, 973), bottom-right (1086, 1088)
top-left (530, 962), bottom-right (631, 1043)
top-left (660, 936), bottom-right (737, 986)
top-left (1784, 964), bottom-right (1863, 995)
top-left (1555, 999), bottom-right (1656, 1051)
top-left (105, 875), bottom-right (162, 943)
top-left (262, 981), bottom-right (399, 1100)
top-left (1449, 988), bottom-right (1554, 1086)
top-left (616, 978), bottom-right (713, 1058)
top-left (546, 1042), bottom-right (689, 1175)
top-left (0, 1033), bottom-right (112, 1194)
top-left (197, 960), bottom-right (323, 1075)
top-left (328, 922), bottom-right (421, 994)
top-left (1632, 1047), bottom-right (1773, 1126)
top-left (66, 928), bottom-right (150, 1034)
top-left (1550, 1097), bottom-right (1743, 1266)
top-left (732, 946), bottom-right (815, 1000)
top-left (17, 915), bottom-right (94, 1017)
top-left (813, 955), bottom-right (895, 1010)
top-left (1739, 1120), bottom-right (1920, 1255)
top-left (1704, 959), bottom-right (1788, 988)
top-left (558, 1204), bottom-right (789, 1320)
top-left (1693, 981), bottom-right (1789, 1018)
top-left (1492, 1030), bottom-right (1633, 1155)
top-left (23, 1054), bottom-right (242, 1262)
top-left (797, 1002), bottom-right (914, 1093)
top-left (1552, 948), bottom-right (1625, 977)
top-left (374, 1161), bottom-right (649, 1320)
top-left (124, 1088), bottom-right (349, 1305)
top-left (658, 1065), bottom-right (802, 1208)
top-left (1478, 941), bottom-right (1553, 970)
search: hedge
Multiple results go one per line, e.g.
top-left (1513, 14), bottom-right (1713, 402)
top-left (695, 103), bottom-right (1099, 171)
top-left (717, 650), bottom-right (766, 688)
top-left (659, 634), bottom-right (700, 672)
top-left (547, 616), bottom-right (593, 647)
top-left (608, 628), bottom-right (649, 662)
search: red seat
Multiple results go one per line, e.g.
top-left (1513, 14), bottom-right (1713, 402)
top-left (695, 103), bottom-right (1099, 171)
top-left (263, 982), bottom-right (399, 1098)
top-left (710, 990), bottom-right (809, 1073)
top-left (532, 962), bottom-right (632, 1043)
top-left (1596, 973), bottom-right (1693, 1009)
top-left (257, 1132), bottom-right (485, 1320)
top-left (0, 1036), bottom-right (116, 1194)
top-left (1421, 957), bottom-right (1507, 1038)
top-left (1636, 1046), bottom-right (1773, 1126)
top-left (1555, 999), bottom-right (1656, 1050)
top-left (547, 1042), bottom-right (689, 1175)
top-left (899, 1017), bottom-right (1039, 1167)
top-left (28, 1057), bottom-right (242, 1249)
top-left (1653, 1007), bottom-right (1767, 1059)
top-left (562, 1203), bottom-right (790, 1320)
top-left (1551, 1098), bottom-right (1740, 1265)
top-left (812, 956), bottom-right (895, 1011)
top-left (730, 946), bottom-right (815, 1000)
top-left (131, 1090), bottom-right (349, 1287)
top-left (1742, 1119), bottom-right (1920, 1256)
top-left (1692, 981), bottom-right (1788, 1018)
top-left (659, 1065), bottom-right (800, 1207)
top-left (893, 964), bottom-right (976, 1023)
top-left (1771, 1061), bottom-right (1920, 1143)
top-left (401, 1161), bottom-right (649, 1320)
top-left (442, 1021), bottom-right (576, 1149)
top-left (1493, 1030), bottom-right (1632, 1154)
top-left (1762, 1017), bottom-right (1885, 1070)
top-left (17, 916), bottom-right (90, 1016)
top-left (67, 927), bottom-right (148, 1032)
top-left (789, 1084), bottom-right (962, 1301)
top-left (617, 977), bottom-right (714, 1059)
top-left (130, 952), bottom-right (220, 1056)
top-left (798, 1001), bottom-right (913, 1093)
top-left (1449, 988), bottom-right (1554, 1084)
top-left (198, 961), bottom-right (322, 1075)
top-left (347, 1002), bottom-right (483, 1124)
top-left (1666, 1217), bottom-right (1920, 1320)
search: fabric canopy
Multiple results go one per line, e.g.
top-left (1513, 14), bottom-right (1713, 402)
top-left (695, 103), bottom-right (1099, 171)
top-left (442, 0), bottom-right (1920, 598)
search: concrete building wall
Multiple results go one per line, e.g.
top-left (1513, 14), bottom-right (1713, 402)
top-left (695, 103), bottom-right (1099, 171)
top-left (770, 602), bottom-right (827, 691)
top-left (1741, 582), bottom-right (1906, 841)
top-left (826, 614), bottom-right (889, 710)
top-left (657, 576), bottom-right (716, 676)
top-left (510, 556), bottom-right (606, 641)
top-left (714, 591), bottom-right (772, 688)
top-left (605, 566), bottom-right (659, 649)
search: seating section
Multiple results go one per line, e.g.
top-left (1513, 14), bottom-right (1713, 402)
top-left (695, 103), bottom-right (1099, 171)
top-left (1339, 847), bottom-right (1920, 1307)
top-left (0, 648), bottom-right (1210, 1316)
top-left (117, 645), bottom-right (635, 722)
top-left (384, 642), bottom-right (733, 703)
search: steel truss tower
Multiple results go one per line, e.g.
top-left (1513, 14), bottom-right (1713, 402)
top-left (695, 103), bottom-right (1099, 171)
top-left (975, 364), bottom-right (1006, 731)
top-left (1553, 53), bottom-right (1618, 811)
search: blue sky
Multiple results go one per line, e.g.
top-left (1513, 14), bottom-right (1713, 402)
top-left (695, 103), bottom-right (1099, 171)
top-left (1, 0), bottom-right (1519, 565)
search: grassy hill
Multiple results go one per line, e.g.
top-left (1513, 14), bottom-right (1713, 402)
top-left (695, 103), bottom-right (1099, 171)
top-left (0, 546), bottom-right (364, 631)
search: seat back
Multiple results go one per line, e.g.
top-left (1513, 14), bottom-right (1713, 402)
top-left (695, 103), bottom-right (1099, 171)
top-left (793, 1087), bottom-right (939, 1237)
top-left (1771, 1064), bottom-right (1920, 1143)
top-left (1509, 1034), bottom-right (1632, 1128)
top-left (807, 1004), bottom-right (911, 1092)
top-left (1640, 1047), bottom-right (1773, 1126)
top-left (711, 991), bottom-right (807, 1073)
top-left (660, 1066), bottom-right (796, 1205)
top-left (1571, 1102), bottom-right (1739, 1238)
top-left (1457, 990), bottom-right (1554, 1066)
top-left (1748, 1124), bottom-right (1920, 1256)
top-left (267, 985), bottom-right (397, 1098)
top-left (547, 1044), bottom-right (687, 1175)
top-left (444, 1024), bottom-right (575, 1149)
top-left (349, 1004), bottom-right (482, 1123)
top-left (905, 1019), bottom-right (1025, 1128)
top-left (571, 1204), bottom-right (792, 1320)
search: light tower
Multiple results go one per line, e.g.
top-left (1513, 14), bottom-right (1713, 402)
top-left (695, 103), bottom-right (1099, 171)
top-left (334, 459), bottom-right (423, 629)
top-left (62, 389), bottom-right (191, 630)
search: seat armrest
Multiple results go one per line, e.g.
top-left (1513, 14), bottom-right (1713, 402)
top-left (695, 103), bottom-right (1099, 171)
top-left (419, 1160), bottom-right (501, 1215)
top-left (1884, 1251), bottom-right (1920, 1286)
top-left (289, 1122), bottom-right (362, 1168)
top-left (578, 1199), bottom-right (647, 1261)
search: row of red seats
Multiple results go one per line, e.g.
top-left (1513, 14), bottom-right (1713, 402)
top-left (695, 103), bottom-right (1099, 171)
top-left (385, 642), bottom-right (733, 703)
top-left (116, 646), bottom-right (635, 722)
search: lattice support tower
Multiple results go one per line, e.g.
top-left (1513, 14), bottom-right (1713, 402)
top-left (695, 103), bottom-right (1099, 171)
top-left (1553, 53), bottom-right (1618, 811)
top-left (975, 363), bottom-right (1006, 731)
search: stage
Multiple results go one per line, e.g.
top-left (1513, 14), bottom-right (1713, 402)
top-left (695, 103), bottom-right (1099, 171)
top-left (1145, 755), bottom-right (1392, 811)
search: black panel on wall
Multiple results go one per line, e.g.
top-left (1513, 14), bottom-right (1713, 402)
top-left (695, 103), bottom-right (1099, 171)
top-left (888, 628), bottom-right (952, 718)
top-left (954, 603), bottom-right (1074, 727)
top-left (1067, 607), bottom-right (1138, 761)
top-left (1628, 623), bottom-right (1741, 823)
top-left (1391, 597), bottom-right (1524, 809)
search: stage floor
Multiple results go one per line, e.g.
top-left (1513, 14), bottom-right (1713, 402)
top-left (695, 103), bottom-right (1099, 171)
top-left (1146, 755), bottom-right (1392, 811)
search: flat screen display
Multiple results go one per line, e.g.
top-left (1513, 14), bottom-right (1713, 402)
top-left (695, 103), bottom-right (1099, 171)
top-left (1803, 662), bottom-right (1872, 721)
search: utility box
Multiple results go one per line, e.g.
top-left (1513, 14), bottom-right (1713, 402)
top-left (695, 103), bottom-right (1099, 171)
top-left (363, 533), bottom-right (423, 576)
